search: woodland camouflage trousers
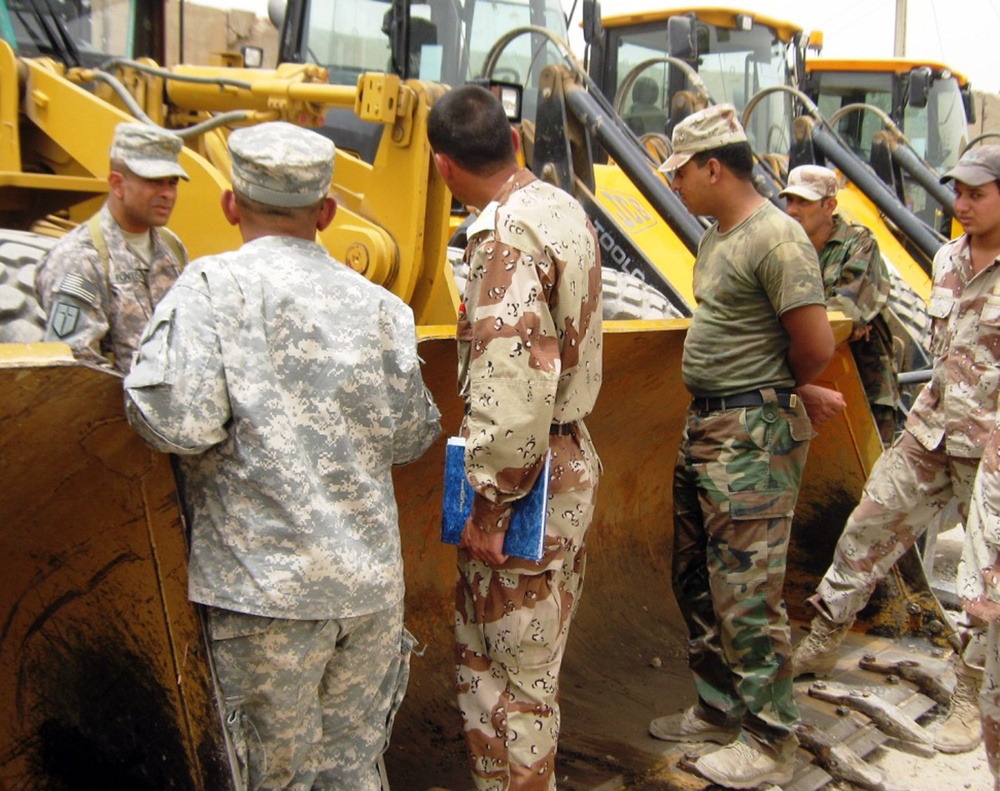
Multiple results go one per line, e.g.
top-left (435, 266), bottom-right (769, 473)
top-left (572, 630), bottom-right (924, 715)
top-left (672, 392), bottom-right (813, 751)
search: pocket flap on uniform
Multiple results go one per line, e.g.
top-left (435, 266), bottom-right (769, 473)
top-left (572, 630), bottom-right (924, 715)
top-left (125, 306), bottom-right (174, 388)
top-left (982, 295), bottom-right (1000, 327)
top-left (928, 290), bottom-right (954, 319)
top-left (729, 487), bottom-right (796, 520)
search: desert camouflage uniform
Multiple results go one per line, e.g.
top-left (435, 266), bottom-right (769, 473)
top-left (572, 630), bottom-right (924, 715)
top-left (820, 214), bottom-right (900, 445)
top-left (455, 170), bottom-right (602, 790)
top-left (35, 203), bottom-right (186, 373)
top-left (675, 201), bottom-right (824, 754)
top-left (811, 235), bottom-right (1000, 669)
top-left (125, 235), bottom-right (441, 790)
top-left (959, 421), bottom-right (1000, 787)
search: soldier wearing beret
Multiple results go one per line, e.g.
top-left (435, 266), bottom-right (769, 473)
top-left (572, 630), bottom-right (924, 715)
top-left (796, 145), bottom-right (1000, 757)
top-left (124, 121), bottom-right (441, 790)
top-left (649, 104), bottom-right (837, 789)
top-left (781, 164), bottom-right (901, 445)
top-left (35, 122), bottom-right (189, 373)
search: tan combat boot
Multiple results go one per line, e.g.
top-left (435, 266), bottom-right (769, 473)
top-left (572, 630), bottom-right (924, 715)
top-left (934, 659), bottom-right (984, 754)
top-left (791, 611), bottom-right (855, 678)
top-left (693, 735), bottom-right (795, 789)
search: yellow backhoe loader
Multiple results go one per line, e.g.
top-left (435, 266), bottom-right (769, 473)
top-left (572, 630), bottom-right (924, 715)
top-left (0, 1), bottom-right (955, 789)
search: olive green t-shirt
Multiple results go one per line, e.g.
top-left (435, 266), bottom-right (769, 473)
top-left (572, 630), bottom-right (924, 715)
top-left (682, 200), bottom-right (825, 397)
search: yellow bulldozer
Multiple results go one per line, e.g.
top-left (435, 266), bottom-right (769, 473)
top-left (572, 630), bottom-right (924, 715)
top-left (0, 1), bottom-right (960, 789)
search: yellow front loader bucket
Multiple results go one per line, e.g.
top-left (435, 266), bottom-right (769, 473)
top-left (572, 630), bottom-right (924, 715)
top-left (1, 320), bottom-right (937, 788)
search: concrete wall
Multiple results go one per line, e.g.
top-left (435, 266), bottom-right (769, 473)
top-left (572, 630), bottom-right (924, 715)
top-left (163, 2), bottom-right (280, 68)
top-left (969, 91), bottom-right (1000, 144)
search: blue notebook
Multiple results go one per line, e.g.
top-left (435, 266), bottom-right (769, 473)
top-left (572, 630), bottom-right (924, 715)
top-left (440, 436), bottom-right (549, 562)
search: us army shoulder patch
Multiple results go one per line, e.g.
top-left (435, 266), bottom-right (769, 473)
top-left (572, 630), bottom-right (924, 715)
top-left (50, 301), bottom-right (80, 338)
top-left (55, 272), bottom-right (98, 306)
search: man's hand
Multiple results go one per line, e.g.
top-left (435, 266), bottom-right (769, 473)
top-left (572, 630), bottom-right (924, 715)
top-left (849, 324), bottom-right (872, 343)
top-left (460, 518), bottom-right (509, 566)
top-left (797, 383), bottom-right (846, 426)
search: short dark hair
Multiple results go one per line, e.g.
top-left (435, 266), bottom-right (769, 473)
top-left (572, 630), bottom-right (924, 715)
top-left (692, 142), bottom-right (755, 180)
top-left (427, 84), bottom-right (515, 174)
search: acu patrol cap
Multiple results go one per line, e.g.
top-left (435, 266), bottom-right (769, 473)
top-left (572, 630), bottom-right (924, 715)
top-left (229, 122), bottom-right (335, 208)
top-left (110, 123), bottom-right (189, 180)
top-left (779, 165), bottom-right (840, 201)
top-left (658, 104), bottom-right (748, 173)
top-left (940, 145), bottom-right (1000, 186)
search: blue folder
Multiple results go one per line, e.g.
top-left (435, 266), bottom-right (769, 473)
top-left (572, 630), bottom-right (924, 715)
top-left (440, 436), bottom-right (549, 561)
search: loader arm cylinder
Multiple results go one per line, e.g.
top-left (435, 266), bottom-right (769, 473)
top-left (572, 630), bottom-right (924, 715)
top-left (809, 125), bottom-right (946, 273)
top-left (886, 137), bottom-right (957, 218)
top-left (562, 84), bottom-right (705, 253)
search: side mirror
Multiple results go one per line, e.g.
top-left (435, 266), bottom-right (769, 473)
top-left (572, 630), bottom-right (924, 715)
top-left (582, 0), bottom-right (603, 46)
top-left (240, 46), bottom-right (264, 69)
top-left (962, 85), bottom-right (977, 124)
top-left (667, 14), bottom-right (697, 61)
top-left (908, 66), bottom-right (933, 110)
top-left (488, 80), bottom-right (523, 123)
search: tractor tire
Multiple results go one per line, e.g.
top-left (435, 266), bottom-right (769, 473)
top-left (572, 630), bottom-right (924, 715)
top-left (601, 267), bottom-right (684, 320)
top-left (450, 255), bottom-right (682, 321)
top-left (0, 230), bottom-right (54, 343)
top-left (886, 266), bottom-right (932, 357)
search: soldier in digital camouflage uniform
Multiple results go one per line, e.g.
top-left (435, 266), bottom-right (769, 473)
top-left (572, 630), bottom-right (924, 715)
top-left (781, 165), bottom-right (901, 445)
top-left (427, 85), bottom-right (602, 791)
top-left (650, 105), bottom-right (837, 790)
top-left (958, 419), bottom-right (1000, 791)
top-left (35, 122), bottom-right (188, 373)
top-left (124, 121), bottom-right (441, 791)
top-left (793, 145), bottom-right (1000, 756)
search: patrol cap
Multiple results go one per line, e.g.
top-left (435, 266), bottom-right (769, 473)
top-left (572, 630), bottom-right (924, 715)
top-left (110, 123), bottom-right (189, 180)
top-left (940, 145), bottom-right (1000, 186)
top-left (229, 122), bottom-right (335, 208)
top-left (779, 165), bottom-right (840, 201)
top-left (658, 104), bottom-right (748, 173)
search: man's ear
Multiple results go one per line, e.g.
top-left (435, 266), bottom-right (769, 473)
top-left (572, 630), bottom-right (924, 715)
top-left (510, 126), bottom-right (521, 155)
top-left (316, 196), bottom-right (337, 231)
top-left (827, 197), bottom-right (838, 214)
top-left (433, 152), bottom-right (454, 181)
top-left (107, 170), bottom-right (125, 198)
top-left (220, 190), bottom-right (240, 226)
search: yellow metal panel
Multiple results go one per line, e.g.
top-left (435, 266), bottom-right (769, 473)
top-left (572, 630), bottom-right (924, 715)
top-left (592, 163), bottom-right (697, 306)
top-left (601, 6), bottom-right (803, 44)
top-left (807, 58), bottom-right (970, 86)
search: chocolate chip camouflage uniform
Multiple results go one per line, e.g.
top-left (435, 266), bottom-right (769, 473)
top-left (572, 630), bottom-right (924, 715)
top-left (125, 123), bottom-right (441, 790)
top-left (958, 423), bottom-right (1000, 787)
top-left (675, 200), bottom-right (824, 756)
top-left (455, 169), bottom-right (602, 790)
top-left (819, 214), bottom-right (899, 444)
top-left (35, 201), bottom-right (186, 373)
top-left (811, 234), bottom-right (999, 669)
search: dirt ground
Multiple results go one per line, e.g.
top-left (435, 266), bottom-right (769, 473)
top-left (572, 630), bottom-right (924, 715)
top-left (864, 740), bottom-right (993, 791)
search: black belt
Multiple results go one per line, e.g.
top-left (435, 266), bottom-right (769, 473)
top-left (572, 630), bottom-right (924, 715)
top-left (691, 388), bottom-right (795, 412)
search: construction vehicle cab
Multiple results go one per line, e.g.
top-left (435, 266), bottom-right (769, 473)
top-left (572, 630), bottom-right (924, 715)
top-left (586, 5), bottom-right (814, 159)
top-left (805, 59), bottom-right (972, 235)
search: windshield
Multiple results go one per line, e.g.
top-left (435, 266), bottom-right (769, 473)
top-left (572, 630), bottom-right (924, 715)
top-left (0, 0), bottom-right (136, 66)
top-left (813, 68), bottom-right (967, 231)
top-left (300, 0), bottom-right (567, 111)
top-left (609, 17), bottom-right (794, 152)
